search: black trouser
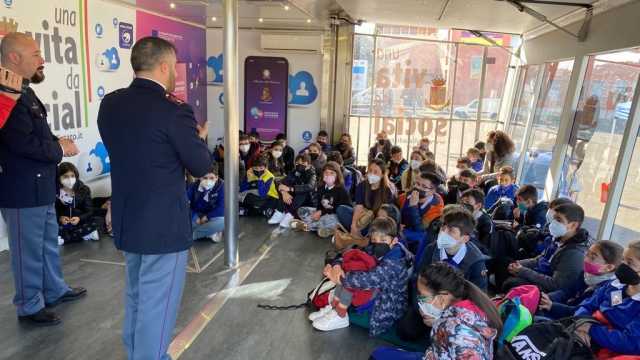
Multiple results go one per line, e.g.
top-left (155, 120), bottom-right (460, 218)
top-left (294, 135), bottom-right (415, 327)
top-left (276, 193), bottom-right (312, 216)
top-left (396, 305), bottom-right (432, 344)
top-left (59, 220), bottom-right (98, 244)
top-left (242, 194), bottom-right (279, 216)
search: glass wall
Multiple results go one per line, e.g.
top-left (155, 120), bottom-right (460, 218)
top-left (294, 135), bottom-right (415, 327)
top-left (509, 65), bottom-right (542, 171)
top-left (349, 25), bottom-right (516, 167)
top-left (520, 60), bottom-right (574, 189)
top-left (561, 51), bottom-right (640, 235)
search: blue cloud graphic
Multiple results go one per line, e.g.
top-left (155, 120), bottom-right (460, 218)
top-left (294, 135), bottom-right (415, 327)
top-left (90, 142), bottom-right (111, 175)
top-left (207, 53), bottom-right (224, 84)
top-left (288, 71), bottom-right (317, 106)
top-left (96, 47), bottom-right (120, 72)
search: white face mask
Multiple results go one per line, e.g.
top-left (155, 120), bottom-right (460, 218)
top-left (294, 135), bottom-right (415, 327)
top-left (549, 220), bottom-right (568, 238)
top-left (61, 177), bottom-right (76, 189)
top-left (411, 160), bottom-right (421, 170)
top-left (201, 179), bottom-right (216, 190)
top-left (545, 210), bottom-right (554, 224)
top-left (437, 231), bottom-right (459, 250)
top-left (367, 174), bottom-right (381, 185)
top-left (272, 150), bottom-right (283, 159)
top-left (240, 144), bottom-right (251, 153)
top-left (584, 272), bottom-right (615, 287)
top-left (418, 300), bottom-right (444, 320)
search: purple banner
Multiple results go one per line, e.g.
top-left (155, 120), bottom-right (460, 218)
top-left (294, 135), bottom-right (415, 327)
top-left (244, 56), bottom-right (289, 141)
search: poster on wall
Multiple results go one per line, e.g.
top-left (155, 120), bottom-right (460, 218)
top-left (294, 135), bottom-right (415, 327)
top-left (136, 11), bottom-right (207, 124)
top-left (244, 56), bottom-right (288, 141)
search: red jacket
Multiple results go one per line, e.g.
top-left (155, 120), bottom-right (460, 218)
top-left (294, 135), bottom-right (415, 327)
top-left (341, 249), bottom-right (377, 306)
top-left (0, 94), bottom-right (17, 129)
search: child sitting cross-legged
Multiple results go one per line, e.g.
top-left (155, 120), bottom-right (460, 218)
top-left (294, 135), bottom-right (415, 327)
top-left (310, 217), bottom-right (411, 335)
top-left (186, 163), bottom-right (224, 243)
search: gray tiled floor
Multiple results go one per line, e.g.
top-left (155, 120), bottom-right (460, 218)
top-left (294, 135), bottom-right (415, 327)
top-left (0, 218), bottom-right (386, 360)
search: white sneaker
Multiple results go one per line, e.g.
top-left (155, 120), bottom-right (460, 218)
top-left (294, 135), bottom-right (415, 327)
top-left (268, 210), bottom-right (285, 225)
top-left (279, 213), bottom-right (295, 228)
top-left (82, 230), bottom-right (100, 241)
top-left (312, 309), bottom-right (349, 331)
top-left (308, 305), bottom-right (333, 322)
top-left (210, 232), bottom-right (222, 243)
top-left (58, 236), bottom-right (64, 246)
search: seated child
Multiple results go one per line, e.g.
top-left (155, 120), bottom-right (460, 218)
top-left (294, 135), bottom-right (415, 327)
top-left (572, 241), bottom-right (640, 357)
top-left (397, 171), bottom-right (444, 252)
top-left (484, 166), bottom-right (518, 210)
top-left (327, 151), bottom-right (353, 193)
top-left (292, 161), bottom-right (351, 238)
top-left (265, 140), bottom-right (286, 179)
top-left (186, 164), bottom-right (224, 242)
top-left (467, 147), bottom-right (484, 172)
top-left (513, 184), bottom-right (548, 230)
top-left (389, 146), bottom-right (409, 189)
top-left (268, 154), bottom-right (316, 227)
top-left (460, 188), bottom-right (493, 255)
top-left (397, 206), bottom-right (488, 342)
top-left (240, 155), bottom-right (279, 218)
top-left (445, 168), bottom-right (478, 205)
top-left (55, 162), bottom-right (99, 245)
top-left (538, 240), bottom-right (623, 319)
top-left (504, 202), bottom-right (591, 293)
top-left (310, 217), bottom-right (411, 336)
top-left (456, 157), bottom-right (471, 170)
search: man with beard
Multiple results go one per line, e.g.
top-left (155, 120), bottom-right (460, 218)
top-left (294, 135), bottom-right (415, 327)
top-left (98, 37), bottom-right (211, 360)
top-left (0, 32), bottom-right (85, 326)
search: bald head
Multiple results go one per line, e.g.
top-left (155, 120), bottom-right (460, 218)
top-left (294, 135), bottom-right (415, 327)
top-left (0, 32), bottom-right (45, 83)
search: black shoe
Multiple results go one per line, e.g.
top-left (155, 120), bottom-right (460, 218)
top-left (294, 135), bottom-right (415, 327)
top-left (46, 287), bottom-right (87, 308)
top-left (18, 309), bottom-right (61, 327)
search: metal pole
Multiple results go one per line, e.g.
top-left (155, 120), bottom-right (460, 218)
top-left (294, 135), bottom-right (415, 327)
top-left (223, 0), bottom-right (239, 268)
top-left (597, 74), bottom-right (640, 241)
top-left (475, 46), bottom-right (488, 144)
top-left (515, 65), bottom-right (545, 185)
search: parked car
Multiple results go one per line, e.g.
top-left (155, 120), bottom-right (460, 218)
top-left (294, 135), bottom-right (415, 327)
top-left (453, 98), bottom-right (501, 120)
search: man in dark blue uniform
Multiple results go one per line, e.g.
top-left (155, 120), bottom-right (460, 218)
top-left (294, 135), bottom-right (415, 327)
top-left (98, 37), bottom-right (212, 360)
top-left (0, 32), bottom-right (86, 326)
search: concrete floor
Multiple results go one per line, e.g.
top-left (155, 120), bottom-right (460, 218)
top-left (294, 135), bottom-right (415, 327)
top-left (0, 218), bottom-right (387, 360)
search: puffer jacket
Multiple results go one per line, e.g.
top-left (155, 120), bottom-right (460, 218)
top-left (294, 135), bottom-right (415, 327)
top-left (423, 300), bottom-right (498, 360)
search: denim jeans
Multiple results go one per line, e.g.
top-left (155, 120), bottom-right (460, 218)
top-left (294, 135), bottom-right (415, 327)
top-left (192, 216), bottom-right (224, 240)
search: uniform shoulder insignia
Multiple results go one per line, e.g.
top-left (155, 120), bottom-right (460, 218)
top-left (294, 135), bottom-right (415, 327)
top-left (165, 92), bottom-right (185, 105)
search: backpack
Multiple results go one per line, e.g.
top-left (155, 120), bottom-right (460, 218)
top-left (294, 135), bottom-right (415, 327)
top-left (307, 277), bottom-right (336, 309)
top-left (489, 223), bottom-right (519, 290)
top-left (345, 165), bottom-right (364, 201)
top-left (505, 317), bottom-right (598, 360)
top-left (495, 286), bottom-right (540, 343)
top-left (490, 197), bottom-right (515, 221)
top-left (516, 226), bottom-right (546, 259)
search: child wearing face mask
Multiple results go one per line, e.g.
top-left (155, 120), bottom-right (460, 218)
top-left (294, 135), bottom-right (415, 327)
top-left (311, 217), bottom-right (411, 334)
top-left (401, 151), bottom-right (427, 193)
top-left (274, 133), bottom-right (295, 174)
top-left (239, 155), bottom-right (279, 218)
top-left (291, 161), bottom-right (350, 238)
top-left (186, 164), bottom-right (224, 243)
top-left (398, 171), bottom-right (444, 256)
top-left (504, 202), bottom-right (591, 293)
top-left (265, 140), bottom-right (286, 179)
top-left (55, 162), bottom-right (99, 245)
top-left (388, 146), bottom-right (409, 189)
top-left (239, 133), bottom-right (261, 171)
top-left (372, 262), bottom-right (502, 360)
top-left (537, 240), bottom-right (623, 319)
top-left (570, 241), bottom-right (640, 357)
top-left (396, 206), bottom-right (488, 343)
top-left (467, 147), bottom-right (483, 172)
top-left (334, 133), bottom-right (355, 166)
top-left (268, 154), bottom-right (317, 228)
top-left (484, 166), bottom-right (518, 210)
top-left (460, 188), bottom-right (493, 255)
top-left (368, 131), bottom-right (392, 163)
top-left (513, 184), bottom-right (549, 230)
top-left (307, 142), bottom-right (327, 177)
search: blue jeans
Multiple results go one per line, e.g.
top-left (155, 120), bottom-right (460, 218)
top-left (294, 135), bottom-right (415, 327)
top-left (1, 205), bottom-right (71, 316)
top-left (192, 216), bottom-right (224, 240)
top-left (123, 250), bottom-right (188, 360)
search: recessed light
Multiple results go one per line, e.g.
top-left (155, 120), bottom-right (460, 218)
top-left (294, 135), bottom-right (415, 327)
top-left (211, 17), bottom-right (217, 21)
top-left (284, 5), bottom-right (290, 10)
top-left (170, 2), bottom-right (176, 9)
top-left (306, 19), bottom-right (312, 23)
top-left (258, 18), bottom-right (264, 23)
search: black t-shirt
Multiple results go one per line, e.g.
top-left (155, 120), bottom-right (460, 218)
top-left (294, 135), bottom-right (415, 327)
top-left (317, 185), bottom-right (351, 215)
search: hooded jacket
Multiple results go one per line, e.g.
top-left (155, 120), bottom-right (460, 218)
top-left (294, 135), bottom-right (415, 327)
top-left (55, 179), bottom-right (94, 224)
top-left (187, 179), bottom-right (224, 220)
top-left (423, 300), bottom-right (498, 360)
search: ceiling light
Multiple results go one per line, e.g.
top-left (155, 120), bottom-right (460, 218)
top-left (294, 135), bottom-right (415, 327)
top-left (258, 18), bottom-right (264, 23)
top-left (211, 17), bottom-right (217, 21)
top-left (306, 19), bottom-right (312, 23)
top-left (284, 5), bottom-right (290, 11)
top-left (169, 2), bottom-right (176, 9)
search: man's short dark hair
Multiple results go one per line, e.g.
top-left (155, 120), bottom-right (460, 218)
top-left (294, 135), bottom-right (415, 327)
top-left (318, 130), bottom-right (328, 137)
top-left (253, 155), bottom-right (268, 168)
top-left (554, 203), bottom-right (585, 227)
top-left (391, 145), bottom-right (402, 155)
top-left (207, 163), bottom-right (219, 176)
top-left (326, 151), bottom-right (344, 166)
top-left (131, 37), bottom-right (177, 73)
top-left (442, 205), bottom-right (476, 236)
top-left (549, 197), bottom-right (572, 209)
top-left (460, 188), bottom-right (485, 206)
top-left (369, 217), bottom-right (398, 238)
top-left (239, 134), bottom-right (250, 142)
top-left (418, 171), bottom-right (441, 187)
top-left (295, 154), bottom-right (310, 164)
top-left (516, 184), bottom-right (538, 203)
top-left (459, 169), bottom-right (477, 180)
top-left (457, 157), bottom-right (471, 166)
top-left (275, 133), bottom-right (286, 141)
